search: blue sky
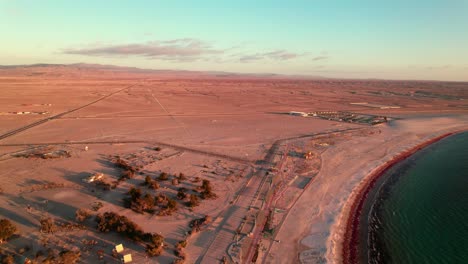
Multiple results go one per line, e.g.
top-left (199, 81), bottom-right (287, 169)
top-left (1, 0), bottom-right (467, 80)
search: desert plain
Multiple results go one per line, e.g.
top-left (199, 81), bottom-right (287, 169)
top-left (0, 64), bottom-right (467, 264)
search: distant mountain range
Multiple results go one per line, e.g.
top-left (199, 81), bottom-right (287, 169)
top-left (0, 63), bottom-right (327, 80)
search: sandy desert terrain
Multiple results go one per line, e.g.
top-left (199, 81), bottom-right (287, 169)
top-left (0, 64), bottom-right (467, 263)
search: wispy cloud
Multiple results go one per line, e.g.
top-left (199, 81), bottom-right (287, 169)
top-left (238, 50), bottom-right (302, 63)
top-left (64, 39), bottom-right (317, 64)
top-left (311, 55), bottom-right (329, 61)
top-left (63, 39), bottom-right (223, 62)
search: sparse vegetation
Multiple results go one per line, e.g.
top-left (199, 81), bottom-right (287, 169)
top-left (0, 219), bottom-right (17, 243)
top-left (59, 250), bottom-right (81, 264)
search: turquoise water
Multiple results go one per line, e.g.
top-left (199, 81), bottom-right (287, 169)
top-left (364, 132), bottom-right (468, 263)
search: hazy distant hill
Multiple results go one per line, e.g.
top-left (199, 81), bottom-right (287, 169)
top-left (0, 63), bottom-right (327, 80)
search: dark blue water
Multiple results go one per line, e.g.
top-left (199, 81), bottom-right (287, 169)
top-left (362, 132), bottom-right (468, 264)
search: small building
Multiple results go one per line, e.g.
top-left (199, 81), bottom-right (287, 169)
top-left (122, 254), bottom-right (132, 263)
top-left (83, 173), bottom-right (104, 183)
top-left (115, 244), bottom-right (124, 253)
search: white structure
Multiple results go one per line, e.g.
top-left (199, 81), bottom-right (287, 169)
top-left (288, 111), bottom-right (308, 117)
top-left (122, 254), bottom-right (132, 263)
top-left (83, 173), bottom-right (104, 183)
top-left (115, 244), bottom-right (124, 253)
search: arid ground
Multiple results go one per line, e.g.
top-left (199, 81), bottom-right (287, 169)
top-left (0, 64), bottom-right (467, 263)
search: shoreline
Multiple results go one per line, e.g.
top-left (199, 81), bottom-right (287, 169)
top-left (339, 131), bottom-right (459, 264)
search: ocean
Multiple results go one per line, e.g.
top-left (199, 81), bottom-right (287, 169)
top-left (360, 132), bottom-right (468, 263)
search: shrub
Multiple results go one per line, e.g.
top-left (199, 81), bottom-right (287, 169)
top-left (0, 219), bottom-right (17, 243)
top-left (172, 178), bottom-right (179, 186)
top-left (175, 240), bottom-right (187, 250)
top-left (158, 172), bottom-right (169, 181)
top-left (155, 193), bottom-right (168, 204)
top-left (167, 199), bottom-right (177, 210)
top-left (187, 194), bottom-right (200, 208)
top-left (40, 218), bottom-right (56, 234)
top-left (145, 233), bottom-right (165, 257)
top-left (147, 233), bottom-right (164, 247)
top-left (120, 170), bottom-right (135, 180)
top-left (92, 202), bottom-right (103, 211)
top-left (177, 188), bottom-right (187, 200)
top-left (144, 175), bottom-right (151, 184)
top-left (178, 173), bottom-right (186, 181)
top-left (149, 181), bottom-right (160, 190)
top-left (146, 243), bottom-right (163, 257)
top-left (75, 208), bottom-right (92, 222)
top-left (173, 258), bottom-right (185, 264)
top-left (200, 179), bottom-right (217, 199)
top-left (128, 187), bottom-right (142, 200)
top-left (175, 248), bottom-right (186, 259)
top-left (130, 194), bottom-right (155, 213)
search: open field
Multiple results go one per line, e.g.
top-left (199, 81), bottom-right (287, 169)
top-left (0, 65), bottom-right (467, 263)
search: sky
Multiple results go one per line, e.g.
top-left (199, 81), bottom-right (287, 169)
top-left (1, 0), bottom-right (467, 81)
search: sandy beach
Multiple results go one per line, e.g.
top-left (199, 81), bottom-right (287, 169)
top-left (266, 116), bottom-right (468, 264)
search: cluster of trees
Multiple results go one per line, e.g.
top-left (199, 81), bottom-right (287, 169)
top-left (96, 212), bottom-right (146, 241)
top-left (125, 187), bottom-right (178, 215)
top-left (96, 212), bottom-right (165, 257)
top-left (125, 187), bottom-right (156, 214)
top-left (113, 157), bottom-right (140, 183)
